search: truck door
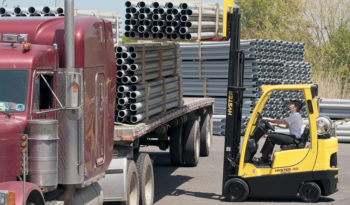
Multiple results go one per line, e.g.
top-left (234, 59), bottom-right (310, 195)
top-left (95, 73), bottom-right (106, 166)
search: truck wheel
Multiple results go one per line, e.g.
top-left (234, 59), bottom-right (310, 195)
top-left (26, 190), bottom-right (44, 205)
top-left (298, 182), bottom-right (321, 202)
top-left (200, 113), bottom-right (212, 157)
top-left (183, 119), bottom-right (200, 167)
top-left (136, 154), bottom-right (154, 205)
top-left (122, 161), bottom-right (139, 205)
top-left (169, 124), bottom-right (184, 166)
top-left (224, 178), bottom-right (249, 202)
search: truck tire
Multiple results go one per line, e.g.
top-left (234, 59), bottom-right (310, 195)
top-left (26, 190), bottom-right (44, 205)
top-left (169, 124), bottom-right (184, 166)
top-left (136, 154), bottom-right (154, 205)
top-left (200, 113), bottom-right (212, 157)
top-left (122, 161), bottom-right (139, 205)
top-left (183, 119), bottom-right (200, 167)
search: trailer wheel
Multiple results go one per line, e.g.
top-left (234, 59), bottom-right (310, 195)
top-left (224, 178), bottom-right (249, 202)
top-left (183, 119), bottom-right (200, 167)
top-left (122, 161), bottom-right (139, 205)
top-left (298, 182), bottom-right (321, 202)
top-left (169, 124), bottom-right (184, 166)
top-left (200, 113), bottom-right (212, 156)
top-left (136, 153), bottom-right (154, 205)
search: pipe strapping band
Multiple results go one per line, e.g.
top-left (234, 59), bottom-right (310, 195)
top-left (198, 42), bottom-right (202, 79)
top-left (215, 3), bottom-right (219, 37)
top-left (203, 77), bottom-right (207, 97)
top-left (158, 43), bottom-right (163, 79)
top-left (162, 78), bottom-right (167, 113)
top-left (145, 81), bottom-right (149, 121)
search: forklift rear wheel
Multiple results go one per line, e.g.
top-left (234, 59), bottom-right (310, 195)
top-left (224, 178), bottom-right (249, 202)
top-left (169, 124), bottom-right (184, 166)
top-left (136, 153), bottom-right (154, 205)
top-left (183, 119), bottom-right (200, 167)
top-left (122, 160), bottom-right (140, 205)
top-left (298, 182), bottom-right (321, 202)
top-left (200, 113), bottom-right (212, 157)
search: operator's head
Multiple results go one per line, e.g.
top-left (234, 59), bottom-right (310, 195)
top-left (288, 100), bottom-right (302, 112)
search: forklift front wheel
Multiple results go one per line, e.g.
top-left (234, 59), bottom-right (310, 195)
top-left (298, 182), bottom-right (321, 202)
top-left (224, 178), bottom-right (249, 202)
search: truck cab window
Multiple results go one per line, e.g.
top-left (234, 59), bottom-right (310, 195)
top-left (34, 74), bottom-right (54, 110)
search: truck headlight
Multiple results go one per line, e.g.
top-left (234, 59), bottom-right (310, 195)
top-left (0, 190), bottom-right (15, 205)
top-left (316, 116), bottom-right (332, 135)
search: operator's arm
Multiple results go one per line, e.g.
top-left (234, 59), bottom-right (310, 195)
top-left (263, 117), bottom-right (289, 129)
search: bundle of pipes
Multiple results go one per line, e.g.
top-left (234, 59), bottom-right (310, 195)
top-left (115, 76), bottom-right (182, 123)
top-left (124, 1), bottom-right (223, 40)
top-left (179, 39), bottom-right (312, 136)
top-left (115, 43), bottom-right (182, 124)
top-left (116, 43), bottom-right (179, 83)
top-left (0, 6), bottom-right (65, 17)
top-left (0, 7), bottom-right (121, 45)
top-left (334, 121), bottom-right (350, 143)
top-left (319, 99), bottom-right (350, 119)
top-left (213, 115), bottom-right (250, 136)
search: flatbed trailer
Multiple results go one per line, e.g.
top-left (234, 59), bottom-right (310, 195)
top-left (114, 97), bottom-right (214, 141)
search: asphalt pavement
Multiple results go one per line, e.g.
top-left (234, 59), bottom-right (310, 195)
top-left (141, 135), bottom-right (350, 205)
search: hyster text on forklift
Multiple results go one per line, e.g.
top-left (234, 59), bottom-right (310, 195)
top-left (222, 5), bottom-right (338, 203)
top-left (0, 0), bottom-right (215, 204)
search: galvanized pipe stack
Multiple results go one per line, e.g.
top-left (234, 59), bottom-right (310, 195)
top-left (179, 39), bottom-right (312, 135)
top-left (0, 6), bottom-right (65, 17)
top-left (124, 1), bottom-right (223, 40)
top-left (115, 43), bottom-right (182, 124)
top-left (335, 121), bottom-right (350, 142)
top-left (319, 99), bottom-right (350, 119)
top-left (0, 7), bottom-right (121, 45)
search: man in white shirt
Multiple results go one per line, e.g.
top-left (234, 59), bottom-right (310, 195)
top-left (256, 100), bottom-right (304, 164)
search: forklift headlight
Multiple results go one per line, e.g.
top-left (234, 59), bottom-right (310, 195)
top-left (316, 116), bottom-right (332, 135)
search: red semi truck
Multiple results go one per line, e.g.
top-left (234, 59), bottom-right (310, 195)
top-left (0, 1), bottom-right (214, 204)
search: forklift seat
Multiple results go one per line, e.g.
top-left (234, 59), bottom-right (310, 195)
top-left (280, 127), bottom-right (309, 150)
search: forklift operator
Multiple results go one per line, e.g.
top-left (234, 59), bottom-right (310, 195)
top-left (256, 100), bottom-right (304, 164)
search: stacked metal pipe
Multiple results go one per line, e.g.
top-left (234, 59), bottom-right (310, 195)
top-left (179, 39), bottom-right (312, 135)
top-left (0, 7), bottom-right (121, 45)
top-left (0, 6), bottom-right (65, 17)
top-left (124, 1), bottom-right (223, 40)
top-left (335, 121), bottom-right (350, 143)
top-left (115, 43), bottom-right (182, 124)
top-left (319, 99), bottom-right (350, 119)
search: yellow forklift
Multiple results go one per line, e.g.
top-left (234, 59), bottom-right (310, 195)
top-left (222, 2), bottom-right (339, 202)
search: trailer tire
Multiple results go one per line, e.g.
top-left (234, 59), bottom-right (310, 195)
top-left (200, 113), bottom-right (212, 156)
top-left (136, 154), bottom-right (154, 205)
top-left (169, 124), bottom-right (184, 166)
top-left (121, 161), bottom-right (139, 205)
top-left (183, 119), bottom-right (200, 167)
top-left (298, 182), bottom-right (321, 202)
top-left (224, 178), bottom-right (249, 202)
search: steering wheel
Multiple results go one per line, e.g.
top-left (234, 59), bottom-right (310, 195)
top-left (257, 112), bottom-right (275, 131)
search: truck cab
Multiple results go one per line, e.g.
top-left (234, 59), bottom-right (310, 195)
top-left (0, 37), bottom-right (58, 181)
top-left (0, 16), bottom-right (116, 204)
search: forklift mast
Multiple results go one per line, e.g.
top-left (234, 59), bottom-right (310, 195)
top-left (222, 7), bottom-right (245, 193)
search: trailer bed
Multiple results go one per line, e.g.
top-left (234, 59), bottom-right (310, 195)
top-left (114, 97), bottom-right (214, 141)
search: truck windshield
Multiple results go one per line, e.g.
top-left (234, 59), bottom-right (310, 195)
top-left (0, 70), bottom-right (29, 112)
